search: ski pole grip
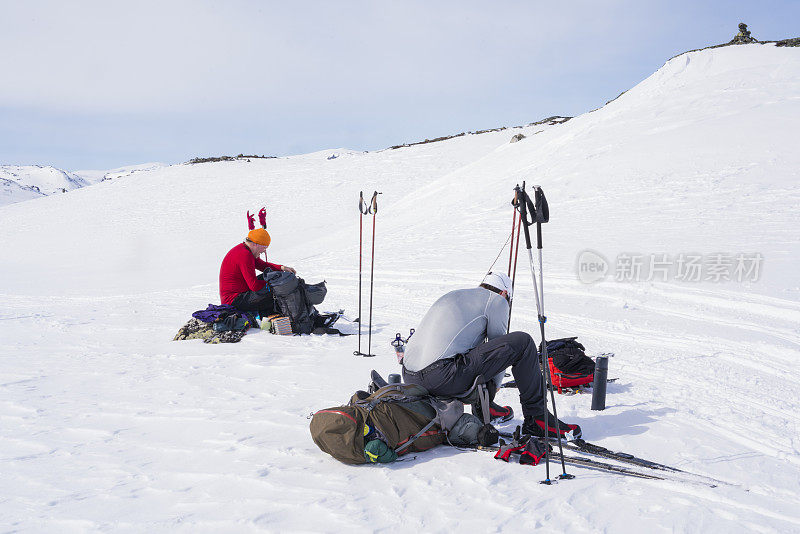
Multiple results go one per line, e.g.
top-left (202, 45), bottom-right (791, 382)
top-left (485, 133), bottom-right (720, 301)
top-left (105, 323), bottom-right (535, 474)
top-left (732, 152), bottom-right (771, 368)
top-left (591, 356), bottom-right (608, 411)
top-left (518, 183), bottom-right (534, 249)
top-left (533, 187), bottom-right (549, 224)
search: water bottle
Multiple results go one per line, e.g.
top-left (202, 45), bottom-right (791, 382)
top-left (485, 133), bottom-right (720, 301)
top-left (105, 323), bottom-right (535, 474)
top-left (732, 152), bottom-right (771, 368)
top-left (591, 356), bottom-right (608, 411)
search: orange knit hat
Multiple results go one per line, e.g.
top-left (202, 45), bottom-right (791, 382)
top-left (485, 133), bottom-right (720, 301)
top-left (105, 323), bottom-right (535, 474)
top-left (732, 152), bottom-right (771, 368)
top-left (247, 228), bottom-right (271, 246)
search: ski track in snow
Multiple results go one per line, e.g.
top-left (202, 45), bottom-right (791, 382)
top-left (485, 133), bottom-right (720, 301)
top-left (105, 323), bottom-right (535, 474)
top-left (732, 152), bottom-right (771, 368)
top-left (2, 45), bottom-right (800, 532)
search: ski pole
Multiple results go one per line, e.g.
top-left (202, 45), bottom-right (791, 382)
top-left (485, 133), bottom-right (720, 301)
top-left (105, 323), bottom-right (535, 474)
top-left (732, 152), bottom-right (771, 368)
top-left (508, 193), bottom-right (518, 275)
top-left (507, 187), bottom-right (522, 332)
top-left (366, 191), bottom-right (381, 357)
top-left (518, 182), bottom-right (572, 484)
top-left (355, 191), bottom-right (369, 357)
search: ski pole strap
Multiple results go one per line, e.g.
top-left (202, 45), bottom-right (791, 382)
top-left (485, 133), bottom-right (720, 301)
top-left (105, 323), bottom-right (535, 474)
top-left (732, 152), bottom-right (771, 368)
top-left (516, 185), bottom-right (549, 227)
top-left (518, 182), bottom-right (534, 249)
top-left (368, 191), bottom-right (380, 214)
top-left (532, 186), bottom-right (549, 223)
top-left (359, 191), bottom-right (369, 215)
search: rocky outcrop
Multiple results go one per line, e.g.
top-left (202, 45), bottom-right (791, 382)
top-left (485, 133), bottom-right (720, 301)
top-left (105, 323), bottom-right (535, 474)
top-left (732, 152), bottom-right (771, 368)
top-left (388, 116), bottom-right (571, 150)
top-left (187, 154), bottom-right (277, 164)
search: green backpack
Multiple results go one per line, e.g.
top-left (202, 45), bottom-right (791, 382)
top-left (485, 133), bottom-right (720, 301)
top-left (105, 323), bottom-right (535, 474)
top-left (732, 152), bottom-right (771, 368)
top-left (310, 383), bottom-right (446, 465)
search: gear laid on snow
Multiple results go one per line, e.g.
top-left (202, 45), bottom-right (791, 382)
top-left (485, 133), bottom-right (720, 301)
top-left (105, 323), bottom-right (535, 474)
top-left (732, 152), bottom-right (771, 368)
top-left (173, 317), bottom-right (247, 344)
top-left (310, 382), bottom-right (446, 464)
top-left (494, 438), bottom-right (527, 462)
top-left (519, 437), bottom-right (549, 466)
top-left (477, 443), bottom-right (683, 483)
top-left (263, 270), bottom-right (330, 334)
top-left (540, 337), bottom-right (596, 393)
top-left (489, 432), bottom-right (728, 486)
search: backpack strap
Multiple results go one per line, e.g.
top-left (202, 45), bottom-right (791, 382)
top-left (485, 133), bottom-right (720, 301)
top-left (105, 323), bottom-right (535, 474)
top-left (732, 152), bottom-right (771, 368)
top-left (394, 419), bottom-right (438, 454)
top-left (355, 384), bottom-right (428, 411)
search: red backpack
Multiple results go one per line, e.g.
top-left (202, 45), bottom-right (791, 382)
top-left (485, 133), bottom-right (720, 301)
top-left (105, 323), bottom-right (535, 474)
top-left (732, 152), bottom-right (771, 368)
top-left (541, 337), bottom-right (595, 393)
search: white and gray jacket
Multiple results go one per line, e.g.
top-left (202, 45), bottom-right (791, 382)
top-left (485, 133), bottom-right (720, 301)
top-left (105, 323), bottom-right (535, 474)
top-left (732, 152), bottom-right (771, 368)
top-left (402, 287), bottom-right (509, 372)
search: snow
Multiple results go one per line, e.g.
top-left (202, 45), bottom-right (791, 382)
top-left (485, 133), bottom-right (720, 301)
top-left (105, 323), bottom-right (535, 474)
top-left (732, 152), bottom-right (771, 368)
top-left (2, 43), bottom-right (800, 532)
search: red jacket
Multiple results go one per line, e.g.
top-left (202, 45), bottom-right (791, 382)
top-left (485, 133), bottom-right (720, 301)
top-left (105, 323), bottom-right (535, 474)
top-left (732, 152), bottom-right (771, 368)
top-left (219, 243), bottom-right (282, 305)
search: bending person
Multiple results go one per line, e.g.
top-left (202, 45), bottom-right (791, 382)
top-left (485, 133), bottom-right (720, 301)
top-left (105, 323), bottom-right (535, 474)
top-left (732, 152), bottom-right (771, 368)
top-left (401, 272), bottom-right (582, 439)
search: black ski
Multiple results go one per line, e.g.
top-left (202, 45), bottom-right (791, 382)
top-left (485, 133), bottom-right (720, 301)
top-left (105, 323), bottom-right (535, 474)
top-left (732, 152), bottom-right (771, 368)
top-left (567, 438), bottom-right (685, 473)
top-left (498, 432), bottom-right (679, 472)
top-left (475, 444), bottom-right (663, 481)
top-left (497, 432), bottom-right (731, 486)
top-left (474, 444), bottom-right (721, 487)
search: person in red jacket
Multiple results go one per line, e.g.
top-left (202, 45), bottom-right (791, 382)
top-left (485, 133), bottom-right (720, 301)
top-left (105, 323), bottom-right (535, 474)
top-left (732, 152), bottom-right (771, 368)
top-left (219, 228), bottom-right (296, 314)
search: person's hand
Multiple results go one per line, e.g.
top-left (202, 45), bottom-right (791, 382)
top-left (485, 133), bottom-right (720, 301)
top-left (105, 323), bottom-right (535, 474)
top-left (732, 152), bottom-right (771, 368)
top-left (281, 266), bottom-right (297, 274)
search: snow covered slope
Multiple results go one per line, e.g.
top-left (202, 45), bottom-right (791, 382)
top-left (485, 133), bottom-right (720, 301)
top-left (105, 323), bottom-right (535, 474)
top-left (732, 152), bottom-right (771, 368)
top-left (72, 162), bottom-right (167, 185)
top-left (0, 165), bottom-right (88, 207)
top-left (1, 44), bottom-right (799, 532)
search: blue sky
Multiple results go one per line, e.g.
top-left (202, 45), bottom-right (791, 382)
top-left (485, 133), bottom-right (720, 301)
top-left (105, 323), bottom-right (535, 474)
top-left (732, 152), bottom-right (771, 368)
top-left (1, 1), bottom-right (798, 171)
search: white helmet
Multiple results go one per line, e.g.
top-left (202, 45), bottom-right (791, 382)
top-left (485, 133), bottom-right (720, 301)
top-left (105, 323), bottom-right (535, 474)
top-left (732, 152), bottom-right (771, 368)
top-left (482, 272), bottom-right (513, 298)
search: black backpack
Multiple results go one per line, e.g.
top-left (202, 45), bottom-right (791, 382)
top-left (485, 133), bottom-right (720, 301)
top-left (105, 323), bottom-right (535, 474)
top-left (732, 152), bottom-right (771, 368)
top-left (263, 271), bottom-right (327, 334)
top-left (539, 337), bottom-right (595, 392)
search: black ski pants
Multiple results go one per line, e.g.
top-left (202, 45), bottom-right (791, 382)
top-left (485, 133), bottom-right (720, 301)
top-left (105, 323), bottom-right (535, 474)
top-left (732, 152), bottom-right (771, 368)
top-left (402, 331), bottom-right (545, 418)
top-left (231, 287), bottom-right (276, 316)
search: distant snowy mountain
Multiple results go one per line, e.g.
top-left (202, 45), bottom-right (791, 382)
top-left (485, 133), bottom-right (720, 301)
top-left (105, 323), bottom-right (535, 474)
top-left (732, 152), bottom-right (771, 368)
top-left (1, 43), bottom-right (799, 532)
top-left (0, 165), bottom-right (88, 206)
top-left (0, 162), bottom-right (167, 207)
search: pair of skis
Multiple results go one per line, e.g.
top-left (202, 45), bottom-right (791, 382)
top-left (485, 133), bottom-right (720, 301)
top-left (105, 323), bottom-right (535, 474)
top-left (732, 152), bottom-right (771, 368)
top-left (486, 430), bottom-right (731, 487)
top-left (355, 191), bottom-right (380, 357)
